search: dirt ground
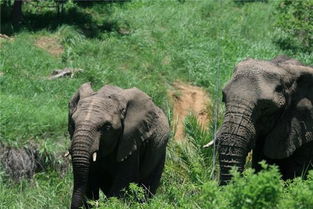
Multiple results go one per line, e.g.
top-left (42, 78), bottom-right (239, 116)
top-left (35, 36), bottom-right (64, 56)
top-left (168, 82), bottom-right (211, 140)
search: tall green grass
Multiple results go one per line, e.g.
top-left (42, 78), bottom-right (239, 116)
top-left (0, 0), bottom-right (312, 208)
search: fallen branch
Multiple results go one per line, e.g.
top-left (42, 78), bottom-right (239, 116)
top-left (48, 68), bottom-right (83, 80)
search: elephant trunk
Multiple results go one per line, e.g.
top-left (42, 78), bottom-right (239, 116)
top-left (218, 102), bottom-right (256, 185)
top-left (70, 128), bottom-right (94, 209)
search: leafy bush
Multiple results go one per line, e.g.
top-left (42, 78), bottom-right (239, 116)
top-left (274, 0), bottom-right (313, 52)
top-left (279, 171), bottom-right (313, 209)
top-left (226, 162), bottom-right (283, 209)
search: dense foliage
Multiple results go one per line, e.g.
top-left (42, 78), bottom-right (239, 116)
top-left (274, 0), bottom-right (313, 52)
top-left (0, 0), bottom-right (312, 208)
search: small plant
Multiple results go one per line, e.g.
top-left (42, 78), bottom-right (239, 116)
top-left (124, 183), bottom-right (146, 202)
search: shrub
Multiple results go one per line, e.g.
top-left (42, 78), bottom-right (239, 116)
top-left (226, 162), bottom-right (283, 209)
top-left (274, 0), bottom-right (313, 52)
top-left (279, 171), bottom-right (313, 209)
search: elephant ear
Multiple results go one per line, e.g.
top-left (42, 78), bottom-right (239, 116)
top-left (263, 57), bottom-right (313, 159)
top-left (117, 88), bottom-right (158, 162)
top-left (68, 82), bottom-right (94, 139)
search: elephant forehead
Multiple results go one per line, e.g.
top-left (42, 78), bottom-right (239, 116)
top-left (80, 97), bottom-right (116, 109)
top-left (235, 60), bottom-right (286, 78)
top-left (74, 98), bottom-right (116, 123)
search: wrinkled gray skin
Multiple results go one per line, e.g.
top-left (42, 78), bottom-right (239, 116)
top-left (68, 83), bottom-right (169, 209)
top-left (215, 55), bottom-right (313, 185)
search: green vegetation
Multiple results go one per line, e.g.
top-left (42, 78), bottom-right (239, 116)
top-left (274, 0), bottom-right (313, 52)
top-left (0, 0), bottom-right (312, 208)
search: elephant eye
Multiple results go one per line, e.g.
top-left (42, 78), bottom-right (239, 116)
top-left (275, 85), bottom-right (284, 93)
top-left (96, 122), bottom-right (112, 132)
top-left (102, 122), bottom-right (112, 131)
top-left (104, 124), bottom-right (112, 130)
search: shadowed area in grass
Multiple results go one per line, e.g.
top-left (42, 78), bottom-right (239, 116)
top-left (1, 2), bottom-right (124, 38)
top-left (0, 142), bottom-right (69, 182)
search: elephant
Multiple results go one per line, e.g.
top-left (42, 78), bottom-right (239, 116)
top-left (67, 83), bottom-right (170, 209)
top-left (208, 55), bottom-right (313, 185)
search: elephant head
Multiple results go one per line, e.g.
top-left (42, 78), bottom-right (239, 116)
top-left (215, 56), bottom-right (313, 185)
top-left (68, 83), bottom-right (159, 209)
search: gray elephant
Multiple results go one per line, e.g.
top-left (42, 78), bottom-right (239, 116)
top-left (67, 83), bottom-right (169, 209)
top-left (208, 55), bottom-right (313, 185)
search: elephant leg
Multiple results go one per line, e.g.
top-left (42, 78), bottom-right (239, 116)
top-left (252, 148), bottom-right (287, 177)
top-left (84, 166), bottom-right (100, 208)
top-left (283, 141), bottom-right (313, 180)
top-left (251, 139), bottom-right (268, 172)
top-left (141, 150), bottom-right (166, 197)
top-left (253, 153), bottom-right (289, 179)
top-left (86, 184), bottom-right (99, 201)
top-left (99, 172), bottom-right (113, 197)
top-left (84, 187), bottom-right (99, 209)
top-left (108, 152), bottom-right (140, 197)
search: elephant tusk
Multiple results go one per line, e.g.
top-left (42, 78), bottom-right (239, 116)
top-left (64, 151), bottom-right (70, 157)
top-left (64, 151), bottom-right (71, 160)
top-left (92, 152), bottom-right (97, 162)
top-left (203, 140), bottom-right (214, 148)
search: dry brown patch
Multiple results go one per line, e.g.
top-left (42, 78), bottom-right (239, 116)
top-left (35, 36), bottom-right (64, 56)
top-left (168, 82), bottom-right (211, 140)
top-left (0, 34), bottom-right (14, 47)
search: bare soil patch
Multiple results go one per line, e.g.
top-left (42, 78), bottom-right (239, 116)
top-left (0, 34), bottom-right (14, 47)
top-left (35, 36), bottom-right (64, 56)
top-left (168, 82), bottom-right (211, 140)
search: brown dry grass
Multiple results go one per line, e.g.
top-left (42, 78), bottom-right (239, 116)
top-left (35, 36), bottom-right (64, 56)
top-left (168, 81), bottom-right (211, 140)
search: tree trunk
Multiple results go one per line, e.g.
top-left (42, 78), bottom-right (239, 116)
top-left (11, 0), bottom-right (23, 23)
